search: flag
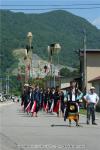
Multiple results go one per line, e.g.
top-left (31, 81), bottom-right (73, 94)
top-left (25, 101), bottom-right (31, 113)
top-left (50, 100), bottom-right (54, 112)
top-left (53, 100), bottom-right (60, 113)
top-left (45, 101), bottom-right (49, 112)
top-left (17, 67), bottom-right (22, 80)
top-left (31, 101), bottom-right (37, 114)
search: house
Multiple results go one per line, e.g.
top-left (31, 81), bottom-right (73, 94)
top-left (79, 49), bottom-right (100, 91)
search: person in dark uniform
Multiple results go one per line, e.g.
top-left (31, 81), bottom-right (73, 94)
top-left (23, 84), bottom-right (29, 113)
top-left (26, 85), bottom-right (34, 113)
top-left (42, 89), bottom-right (46, 111)
top-left (21, 88), bottom-right (25, 107)
top-left (60, 91), bottom-right (64, 117)
top-left (43, 88), bottom-right (51, 112)
top-left (49, 87), bottom-right (55, 113)
top-left (39, 88), bottom-right (44, 110)
top-left (53, 86), bottom-right (62, 117)
top-left (31, 85), bottom-right (41, 117)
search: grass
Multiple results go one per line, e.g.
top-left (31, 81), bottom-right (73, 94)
top-left (79, 109), bottom-right (87, 115)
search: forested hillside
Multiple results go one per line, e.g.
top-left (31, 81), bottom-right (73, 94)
top-left (0, 10), bottom-right (100, 73)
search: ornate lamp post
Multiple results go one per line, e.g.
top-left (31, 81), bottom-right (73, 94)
top-left (25, 32), bottom-right (33, 83)
top-left (27, 32), bottom-right (33, 50)
top-left (48, 43), bottom-right (61, 87)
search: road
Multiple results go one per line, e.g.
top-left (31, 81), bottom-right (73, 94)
top-left (0, 102), bottom-right (100, 150)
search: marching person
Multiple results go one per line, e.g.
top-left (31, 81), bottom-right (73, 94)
top-left (49, 87), bottom-right (55, 113)
top-left (53, 86), bottom-right (62, 117)
top-left (39, 88), bottom-right (44, 110)
top-left (64, 80), bottom-right (83, 125)
top-left (66, 80), bottom-right (83, 103)
top-left (43, 89), bottom-right (47, 111)
top-left (23, 84), bottom-right (29, 113)
top-left (84, 86), bottom-right (99, 125)
top-left (21, 88), bottom-right (25, 108)
top-left (60, 91), bottom-right (64, 117)
top-left (25, 85), bottom-right (34, 114)
top-left (31, 85), bottom-right (41, 117)
top-left (43, 88), bottom-right (51, 113)
top-left (30, 86), bottom-right (35, 111)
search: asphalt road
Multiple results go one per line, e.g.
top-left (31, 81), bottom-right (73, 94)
top-left (0, 102), bottom-right (100, 150)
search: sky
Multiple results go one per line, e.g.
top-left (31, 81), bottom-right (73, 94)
top-left (0, 0), bottom-right (100, 29)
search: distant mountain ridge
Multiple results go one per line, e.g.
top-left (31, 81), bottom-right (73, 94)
top-left (0, 10), bottom-right (100, 74)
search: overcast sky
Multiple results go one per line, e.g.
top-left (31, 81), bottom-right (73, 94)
top-left (0, 0), bottom-right (100, 29)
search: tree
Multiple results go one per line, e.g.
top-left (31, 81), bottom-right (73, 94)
top-left (60, 67), bottom-right (79, 77)
top-left (60, 67), bottom-right (71, 77)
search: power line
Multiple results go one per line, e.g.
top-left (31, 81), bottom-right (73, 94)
top-left (0, 7), bottom-right (100, 10)
top-left (0, 4), bottom-right (100, 6)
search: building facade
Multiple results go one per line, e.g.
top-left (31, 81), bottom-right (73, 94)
top-left (80, 49), bottom-right (100, 91)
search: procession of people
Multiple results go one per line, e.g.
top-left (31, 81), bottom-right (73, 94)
top-left (21, 84), bottom-right (65, 118)
top-left (20, 80), bottom-right (99, 126)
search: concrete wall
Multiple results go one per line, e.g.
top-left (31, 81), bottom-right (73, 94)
top-left (92, 81), bottom-right (100, 107)
top-left (86, 53), bottom-right (100, 90)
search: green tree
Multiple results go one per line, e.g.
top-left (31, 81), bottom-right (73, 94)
top-left (60, 68), bottom-right (71, 77)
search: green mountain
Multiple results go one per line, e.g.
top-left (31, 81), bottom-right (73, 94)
top-left (0, 10), bottom-right (100, 73)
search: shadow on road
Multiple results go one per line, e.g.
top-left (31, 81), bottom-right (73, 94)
top-left (51, 124), bottom-right (83, 127)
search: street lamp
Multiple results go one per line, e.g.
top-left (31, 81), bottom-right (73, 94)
top-left (54, 43), bottom-right (61, 52)
top-left (25, 32), bottom-right (33, 83)
top-left (48, 43), bottom-right (61, 87)
top-left (27, 32), bottom-right (33, 49)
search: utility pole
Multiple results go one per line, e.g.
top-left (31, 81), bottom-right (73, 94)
top-left (0, 55), bottom-right (3, 93)
top-left (6, 76), bottom-right (8, 94)
top-left (83, 29), bottom-right (87, 91)
top-left (8, 72), bottom-right (9, 94)
top-left (6, 70), bottom-right (10, 95)
top-left (27, 32), bottom-right (33, 81)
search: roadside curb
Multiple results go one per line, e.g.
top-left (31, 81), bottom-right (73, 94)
top-left (0, 101), bottom-right (14, 108)
top-left (80, 113), bottom-right (100, 120)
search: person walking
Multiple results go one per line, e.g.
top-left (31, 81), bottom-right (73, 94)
top-left (53, 86), bottom-right (62, 117)
top-left (31, 85), bottom-right (40, 117)
top-left (26, 86), bottom-right (34, 114)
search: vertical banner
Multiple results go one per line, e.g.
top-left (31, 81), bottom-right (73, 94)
top-left (17, 67), bottom-right (22, 81)
top-left (25, 64), bottom-right (30, 82)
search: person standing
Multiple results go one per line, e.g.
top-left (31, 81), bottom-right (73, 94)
top-left (84, 86), bottom-right (99, 125)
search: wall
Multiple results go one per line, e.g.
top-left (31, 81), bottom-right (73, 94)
top-left (86, 53), bottom-right (100, 90)
top-left (92, 81), bottom-right (100, 107)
